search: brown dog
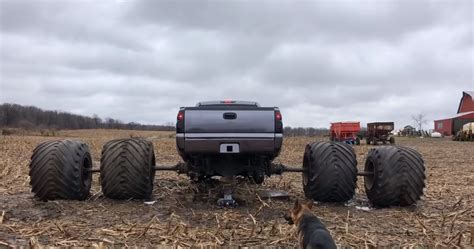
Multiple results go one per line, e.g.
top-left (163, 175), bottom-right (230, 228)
top-left (284, 200), bottom-right (337, 249)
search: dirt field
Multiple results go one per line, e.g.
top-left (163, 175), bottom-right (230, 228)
top-left (1, 129), bottom-right (473, 247)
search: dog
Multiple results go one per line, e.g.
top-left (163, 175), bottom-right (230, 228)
top-left (284, 200), bottom-right (337, 249)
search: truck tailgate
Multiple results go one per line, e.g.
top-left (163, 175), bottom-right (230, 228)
top-left (184, 110), bottom-right (275, 133)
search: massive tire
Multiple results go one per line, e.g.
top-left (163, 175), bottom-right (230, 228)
top-left (100, 138), bottom-right (156, 200)
top-left (302, 141), bottom-right (358, 202)
top-left (29, 140), bottom-right (92, 201)
top-left (364, 146), bottom-right (425, 207)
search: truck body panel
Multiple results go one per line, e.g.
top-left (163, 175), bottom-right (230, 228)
top-left (184, 110), bottom-right (275, 133)
top-left (175, 101), bottom-right (282, 178)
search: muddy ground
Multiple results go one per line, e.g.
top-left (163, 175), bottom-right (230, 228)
top-left (0, 130), bottom-right (473, 247)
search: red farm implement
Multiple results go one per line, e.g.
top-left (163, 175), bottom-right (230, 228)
top-left (330, 122), bottom-right (361, 145)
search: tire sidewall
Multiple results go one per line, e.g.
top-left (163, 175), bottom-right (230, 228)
top-left (364, 150), bottom-right (378, 195)
top-left (65, 140), bottom-right (92, 200)
top-left (77, 149), bottom-right (93, 199)
top-left (302, 144), bottom-right (311, 193)
top-left (147, 147), bottom-right (156, 197)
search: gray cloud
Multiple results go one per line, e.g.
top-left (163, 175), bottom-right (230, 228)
top-left (127, 1), bottom-right (445, 41)
top-left (0, 0), bottom-right (473, 129)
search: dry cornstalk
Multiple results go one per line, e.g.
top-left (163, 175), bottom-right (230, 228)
top-left (144, 216), bottom-right (160, 237)
top-left (471, 226), bottom-right (474, 245)
top-left (215, 213), bottom-right (220, 229)
top-left (0, 210), bottom-right (4, 224)
top-left (345, 210), bottom-right (350, 234)
top-left (255, 192), bottom-right (270, 208)
top-left (0, 240), bottom-right (13, 248)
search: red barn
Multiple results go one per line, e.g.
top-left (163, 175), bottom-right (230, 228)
top-left (434, 91), bottom-right (474, 136)
top-left (457, 91), bottom-right (474, 113)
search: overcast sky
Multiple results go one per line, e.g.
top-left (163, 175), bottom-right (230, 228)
top-left (0, 0), bottom-right (473, 129)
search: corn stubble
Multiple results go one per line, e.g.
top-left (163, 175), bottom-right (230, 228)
top-left (0, 130), bottom-right (473, 247)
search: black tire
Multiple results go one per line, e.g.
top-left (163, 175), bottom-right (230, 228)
top-left (302, 141), bottom-right (358, 202)
top-left (251, 159), bottom-right (267, 184)
top-left (389, 137), bottom-right (395, 144)
top-left (364, 146), bottom-right (425, 207)
top-left (251, 173), bottom-right (265, 184)
top-left (29, 140), bottom-right (92, 201)
top-left (100, 138), bottom-right (155, 200)
top-left (366, 138), bottom-right (370, 145)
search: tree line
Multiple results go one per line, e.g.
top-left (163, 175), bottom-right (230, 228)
top-left (1, 103), bottom-right (334, 135)
top-left (283, 126), bottom-right (329, 136)
top-left (0, 103), bottom-right (174, 131)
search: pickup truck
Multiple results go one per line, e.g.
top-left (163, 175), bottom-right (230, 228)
top-left (176, 100), bottom-right (283, 183)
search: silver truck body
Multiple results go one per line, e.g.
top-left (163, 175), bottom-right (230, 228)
top-left (176, 101), bottom-right (282, 158)
top-left (175, 101), bottom-right (283, 179)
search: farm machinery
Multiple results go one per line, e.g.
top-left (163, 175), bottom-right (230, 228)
top-left (330, 122), bottom-right (361, 145)
top-left (453, 122), bottom-right (474, 141)
top-left (28, 101), bottom-right (426, 208)
top-left (366, 122), bottom-right (396, 145)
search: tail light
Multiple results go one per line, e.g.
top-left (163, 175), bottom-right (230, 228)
top-left (176, 110), bottom-right (185, 133)
top-left (275, 110), bottom-right (283, 133)
top-left (275, 111), bottom-right (282, 121)
top-left (177, 111), bottom-right (184, 121)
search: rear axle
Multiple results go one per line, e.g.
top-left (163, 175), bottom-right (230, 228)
top-left (88, 162), bottom-right (373, 176)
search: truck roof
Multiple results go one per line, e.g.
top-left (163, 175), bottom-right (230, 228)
top-left (196, 100), bottom-right (260, 107)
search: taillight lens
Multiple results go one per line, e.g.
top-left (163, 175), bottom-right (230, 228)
top-left (177, 111), bottom-right (184, 121)
top-left (275, 111), bottom-right (282, 121)
top-left (275, 110), bottom-right (283, 133)
top-left (176, 110), bottom-right (184, 133)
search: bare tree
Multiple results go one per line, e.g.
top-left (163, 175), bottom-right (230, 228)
top-left (412, 113), bottom-right (428, 132)
top-left (165, 122), bottom-right (174, 131)
top-left (282, 126), bottom-right (329, 136)
top-left (92, 114), bottom-right (102, 127)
